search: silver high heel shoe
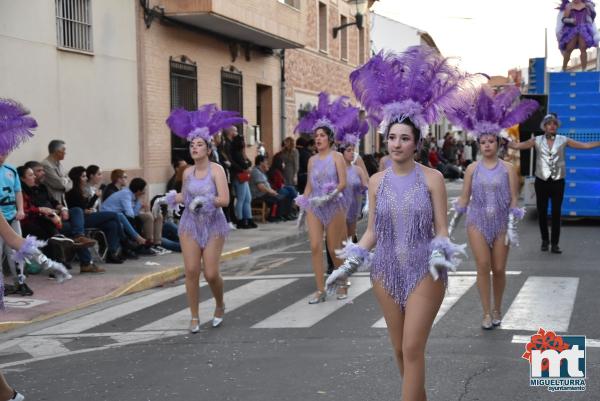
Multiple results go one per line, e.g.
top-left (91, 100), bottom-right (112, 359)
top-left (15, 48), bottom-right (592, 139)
top-left (190, 317), bottom-right (200, 334)
top-left (336, 280), bottom-right (348, 300)
top-left (308, 290), bottom-right (326, 304)
top-left (491, 310), bottom-right (502, 326)
top-left (212, 305), bottom-right (225, 328)
top-left (481, 314), bottom-right (493, 330)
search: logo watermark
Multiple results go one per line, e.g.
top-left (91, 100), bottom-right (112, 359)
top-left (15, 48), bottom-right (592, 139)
top-left (522, 328), bottom-right (586, 392)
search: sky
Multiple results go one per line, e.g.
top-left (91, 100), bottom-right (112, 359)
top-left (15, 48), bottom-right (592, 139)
top-left (371, 0), bottom-right (563, 76)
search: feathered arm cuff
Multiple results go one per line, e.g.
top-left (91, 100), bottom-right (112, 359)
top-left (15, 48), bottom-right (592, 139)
top-left (509, 207), bottom-right (526, 220)
top-left (295, 194), bottom-right (309, 211)
top-left (189, 195), bottom-right (216, 214)
top-left (12, 235), bottom-right (46, 265)
top-left (326, 239), bottom-right (373, 294)
top-left (165, 190), bottom-right (179, 211)
top-left (428, 236), bottom-right (467, 280)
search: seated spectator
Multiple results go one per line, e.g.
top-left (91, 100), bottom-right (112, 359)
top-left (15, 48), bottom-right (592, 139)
top-left (41, 139), bottom-right (72, 205)
top-left (18, 166), bottom-right (104, 273)
top-left (102, 169), bottom-right (128, 201)
top-left (150, 195), bottom-right (180, 253)
top-left (166, 158), bottom-right (187, 192)
top-left (85, 165), bottom-right (104, 211)
top-left (268, 153), bottom-right (298, 217)
top-left (250, 155), bottom-right (293, 222)
top-left (0, 153), bottom-right (24, 289)
top-left (66, 166), bottom-right (125, 264)
top-left (100, 178), bottom-right (164, 254)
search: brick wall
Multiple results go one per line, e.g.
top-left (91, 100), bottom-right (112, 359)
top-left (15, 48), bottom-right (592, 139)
top-left (136, 2), bottom-right (281, 187)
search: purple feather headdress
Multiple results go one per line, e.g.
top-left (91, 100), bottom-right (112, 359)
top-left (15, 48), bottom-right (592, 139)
top-left (335, 112), bottom-right (369, 147)
top-left (166, 103), bottom-right (246, 142)
top-left (0, 99), bottom-right (37, 154)
top-left (294, 92), bottom-right (358, 137)
top-left (350, 46), bottom-right (465, 135)
top-left (446, 85), bottom-right (539, 139)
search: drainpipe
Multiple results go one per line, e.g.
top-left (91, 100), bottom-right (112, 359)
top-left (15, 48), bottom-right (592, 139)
top-left (279, 49), bottom-right (286, 143)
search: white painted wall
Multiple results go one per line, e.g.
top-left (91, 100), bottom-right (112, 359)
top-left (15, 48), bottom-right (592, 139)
top-left (370, 12), bottom-right (422, 54)
top-left (0, 0), bottom-right (139, 171)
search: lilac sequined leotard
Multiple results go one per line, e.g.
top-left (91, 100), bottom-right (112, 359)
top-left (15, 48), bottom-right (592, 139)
top-left (371, 165), bottom-right (445, 309)
top-left (466, 161), bottom-right (511, 247)
top-left (306, 153), bottom-right (347, 226)
top-left (559, 7), bottom-right (598, 51)
top-left (344, 165), bottom-right (365, 224)
top-left (178, 163), bottom-right (229, 248)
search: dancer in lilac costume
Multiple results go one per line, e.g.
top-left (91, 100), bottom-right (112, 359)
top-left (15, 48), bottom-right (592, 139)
top-left (327, 47), bottom-right (467, 400)
top-left (336, 115), bottom-right (369, 241)
top-left (295, 92), bottom-right (356, 303)
top-left (165, 104), bottom-right (244, 333)
top-left (0, 98), bottom-right (74, 401)
top-left (557, 0), bottom-right (600, 70)
top-left (447, 85), bottom-right (537, 330)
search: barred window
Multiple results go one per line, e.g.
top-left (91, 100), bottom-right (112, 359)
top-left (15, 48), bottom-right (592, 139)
top-left (55, 0), bottom-right (93, 53)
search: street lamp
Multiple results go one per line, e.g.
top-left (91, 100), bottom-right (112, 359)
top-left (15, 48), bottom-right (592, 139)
top-left (332, 0), bottom-right (369, 39)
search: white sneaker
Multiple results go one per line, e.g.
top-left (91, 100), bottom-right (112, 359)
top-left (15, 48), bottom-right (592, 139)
top-left (228, 222), bottom-right (237, 230)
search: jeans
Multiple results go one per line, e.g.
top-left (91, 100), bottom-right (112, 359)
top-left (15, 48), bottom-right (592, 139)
top-left (161, 221), bottom-right (181, 252)
top-left (84, 211), bottom-right (122, 253)
top-left (278, 185), bottom-right (298, 201)
top-left (60, 207), bottom-right (91, 264)
top-left (233, 179), bottom-right (252, 220)
top-left (116, 213), bottom-right (141, 240)
top-left (535, 177), bottom-right (565, 245)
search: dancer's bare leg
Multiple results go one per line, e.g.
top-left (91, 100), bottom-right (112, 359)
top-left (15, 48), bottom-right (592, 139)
top-left (0, 372), bottom-right (16, 401)
top-left (490, 233), bottom-right (509, 315)
top-left (180, 234), bottom-right (203, 320)
top-left (372, 281), bottom-right (405, 376)
top-left (402, 276), bottom-right (445, 401)
top-left (468, 226), bottom-right (492, 316)
top-left (326, 210), bottom-right (348, 268)
top-left (562, 36), bottom-right (578, 71)
top-left (307, 211), bottom-right (325, 292)
top-left (202, 236), bottom-right (226, 317)
top-left (578, 35), bottom-right (588, 70)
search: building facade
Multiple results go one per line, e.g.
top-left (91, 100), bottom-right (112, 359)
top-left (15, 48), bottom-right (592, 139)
top-left (285, 0), bottom-right (374, 153)
top-left (136, 0), bottom-right (307, 194)
top-left (0, 0), bottom-right (140, 171)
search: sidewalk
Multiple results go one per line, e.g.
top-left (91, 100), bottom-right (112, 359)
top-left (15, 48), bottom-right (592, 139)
top-left (0, 220), bottom-right (304, 332)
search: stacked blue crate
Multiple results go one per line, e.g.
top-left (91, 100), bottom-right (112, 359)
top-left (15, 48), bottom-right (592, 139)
top-left (548, 71), bottom-right (600, 217)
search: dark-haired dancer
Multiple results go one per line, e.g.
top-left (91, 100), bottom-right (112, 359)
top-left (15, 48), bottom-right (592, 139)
top-left (165, 104), bottom-right (245, 333)
top-left (447, 85), bottom-right (537, 329)
top-left (295, 93), bottom-right (351, 302)
top-left (327, 47), bottom-right (466, 400)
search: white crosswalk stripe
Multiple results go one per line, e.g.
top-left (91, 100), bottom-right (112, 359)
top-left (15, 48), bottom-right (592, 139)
top-left (500, 276), bottom-right (579, 332)
top-left (0, 273), bottom-right (583, 368)
top-left (136, 278), bottom-right (297, 331)
top-left (252, 277), bottom-right (372, 329)
top-left (372, 276), bottom-right (477, 328)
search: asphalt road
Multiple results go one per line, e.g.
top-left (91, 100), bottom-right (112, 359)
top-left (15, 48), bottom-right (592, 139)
top-left (1, 182), bottom-right (599, 401)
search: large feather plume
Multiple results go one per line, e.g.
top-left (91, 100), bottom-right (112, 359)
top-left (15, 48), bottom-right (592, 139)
top-left (0, 99), bottom-right (37, 154)
top-left (166, 103), bottom-right (246, 142)
top-left (335, 111), bottom-right (369, 147)
top-left (350, 46), bottom-right (465, 131)
top-left (294, 92), bottom-right (359, 137)
top-left (446, 85), bottom-right (539, 139)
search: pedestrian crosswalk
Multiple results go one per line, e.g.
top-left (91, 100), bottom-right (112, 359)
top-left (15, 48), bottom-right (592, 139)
top-left (0, 271), bottom-right (584, 368)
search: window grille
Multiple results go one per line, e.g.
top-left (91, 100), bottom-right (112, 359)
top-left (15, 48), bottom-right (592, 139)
top-left (55, 0), bottom-right (93, 53)
top-left (170, 58), bottom-right (198, 164)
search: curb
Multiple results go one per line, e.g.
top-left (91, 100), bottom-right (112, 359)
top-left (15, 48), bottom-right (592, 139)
top-left (0, 234), bottom-right (292, 333)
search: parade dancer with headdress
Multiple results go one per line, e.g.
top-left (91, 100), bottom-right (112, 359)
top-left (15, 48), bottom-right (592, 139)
top-left (336, 113), bottom-right (369, 242)
top-left (327, 46), bottom-right (467, 400)
top-left (0, 98), bottom-right (73, 401)
top-left (446, 86), bottom-right (538, 330)
top-left (294, 92), bottom-right (354, 303)
top-left (557, 0), bottom-right (600, 71)
top-left (508, 113), bottom-right (600, 253)
top-left (165, 104), bottom-right (244, 333)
